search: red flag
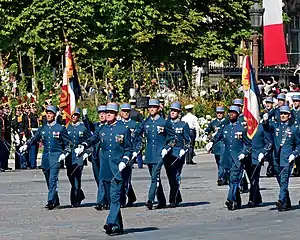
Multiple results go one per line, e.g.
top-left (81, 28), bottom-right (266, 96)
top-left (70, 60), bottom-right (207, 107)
top-left (242, 56), bottom-right (260, 139)
top-left (60, 45), bottom-right (76, 125)
top-left (263, 0), bottom-right (288, 66)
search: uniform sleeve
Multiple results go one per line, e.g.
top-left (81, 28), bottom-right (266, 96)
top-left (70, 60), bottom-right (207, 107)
top-left (183, 123), bottom-right (191, 150)
top-left (212, 125), bottom-right (224, 143)
top-left (132, 120), bottom-right (145, 153)
top-left (27, 127), bottom-right (43, 147)
top-left (261, 129), bottom-right (273, 156)
top-left (60, 126), bottom-right (72, 155)
top-left (205, 121), bottom-right (213, 134)
top-left (121, 128), bottom-right (132, 163)
top-left (83, 125), bottom-right (103, 148)
top-left (242, 129), bottom-right (252, 157)
top-left (164, 120), bottom-right (177, 151)
top-left (292, 128), bottom-right (300, 157)
top-left (82, 115), bottom-right (93, 132)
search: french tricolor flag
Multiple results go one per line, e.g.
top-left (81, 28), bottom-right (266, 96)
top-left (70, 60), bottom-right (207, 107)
top-left (242, 56), bottom-right (260, 139)
top-left (263, 0), bottom-right (288, 66)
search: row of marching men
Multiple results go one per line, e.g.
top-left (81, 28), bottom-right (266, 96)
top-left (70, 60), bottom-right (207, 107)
top-left (19, 99), bottom-right (193, 236)
top-left (205, 94), bottom-right (300, 212)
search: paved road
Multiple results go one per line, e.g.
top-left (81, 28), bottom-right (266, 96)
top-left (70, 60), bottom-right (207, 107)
top-left (1, 154), bottom-right (300, 240)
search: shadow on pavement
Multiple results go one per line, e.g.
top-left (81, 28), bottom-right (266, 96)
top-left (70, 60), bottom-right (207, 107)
top-left (58, 202), bottom-right (96, 209)
top-left (124, 227), bottom-right (159, 234)
top-left (179, 201), bottom-right (210, 208)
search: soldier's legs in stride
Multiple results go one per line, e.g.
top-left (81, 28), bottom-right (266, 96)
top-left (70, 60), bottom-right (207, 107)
top-left (226, 164), bottom-right (243, 210)
top-left (67, 164), bottom-right (84, 207)
top-left (137, 153), bottom-right (143, 169)
top-left (274, 165), bottom-right (292, 211)
top-left (105, 179), bottom-right (123, 235)
top-left (91, 158), bottom-right (100, 187)
top-left (214, 155), bottom-right (224, 184)
top-left (248, 164), bottom-right (262, 207)
top-left (120, 165), bottom-right (136, 207)
top-left (28, 143), bottom-right (38, 169)
top-left (148, 162), bottom-right (166, 207)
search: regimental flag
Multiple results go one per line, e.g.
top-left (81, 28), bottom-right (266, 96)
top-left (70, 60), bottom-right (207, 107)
top-left (263, 0), bottom-right (288, 66)
top-left (242, 56), bottom-right (260, 139)
top-left (59, 45), bottom-right (81, 125)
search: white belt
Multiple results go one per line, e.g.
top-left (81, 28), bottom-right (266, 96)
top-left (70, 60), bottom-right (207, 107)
top-left (31, 128), bottom-right (38, 131)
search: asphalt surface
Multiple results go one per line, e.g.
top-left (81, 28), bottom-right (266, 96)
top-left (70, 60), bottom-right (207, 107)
top-left (1, 154), bottom-right (300, 240)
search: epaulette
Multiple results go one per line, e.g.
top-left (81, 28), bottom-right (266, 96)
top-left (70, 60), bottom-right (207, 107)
top-left (17, 116), bottom-right (23, 123)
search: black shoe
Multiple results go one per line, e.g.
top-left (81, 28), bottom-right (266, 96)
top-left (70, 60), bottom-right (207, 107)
top-left (145, 200), bottom-right (153, 210)
top-left (44, 203), bottom-right (49, 209)
top-left (104, 224), bottom-right (113, 235)
top-left (189, 161), bottom-right (197, 165)
top-left (95, 204), bottom-right (103, 211)
top-left (225, 200), bottom-right (233, 210)
top-left (0, 168), bottom-right (5, 172)
top-left (47, 203), bottom-right (58, 210)
top-left (217, 179), bottom-right (224, 186)
top-left (155, 203), bottom-right (166, 209)
top-left (5, 167), bottom-right (12, 171)
top-left (125, 202), bottom-right (134, 208)
top-left (276, 200), bottom-right (283, 212)
top-left (103, 204), bottom-right (110, 210)
top-left (110, 225), bottom-right (124, 235)
top-left (168, 203), bottom-right (177, 208)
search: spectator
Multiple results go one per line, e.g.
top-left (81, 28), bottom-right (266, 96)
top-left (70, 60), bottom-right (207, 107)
top-left (264, 77), bottom-right (277, 94)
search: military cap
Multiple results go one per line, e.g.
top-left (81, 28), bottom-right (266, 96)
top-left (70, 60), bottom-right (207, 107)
top-left (185, 104), bottom-right (194, 110)
top-left (72, 107), bottom-right (81, 116)
top-left (170, 102), bottom-right (182, 111)
top-left (97, 105), bottom-right (107, 112)
top-left (292, 95), bottom-right (300, 101)
top-left (279, 106), bottom-right (291, 114)
top-left (106, 103), bottom-right (119, 112)
top-left (216, 106), bottom-right (225, 112)
top-left (277, 94), bottom-right (286, 101)
top-left (120, 103), bottom-right (131, 111)
top-left (233, 99), bottom-right (243, 106)
top-left (46, 105), bottom-right (58, 114)
top-left (148, 99), bottom-right (160, 106)
top-left (229, 105), bottom-right (240, 114)
top-left (265, 97), bottom-right (274, 103)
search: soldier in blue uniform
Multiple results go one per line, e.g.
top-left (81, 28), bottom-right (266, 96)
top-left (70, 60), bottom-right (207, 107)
top-left (75, 103), bottom-right (132, 235)
top-left (205, 106), bottom-right (226, 185)
top-left (119, 103), bottom-right (138, 207)
top-left (269, 94), bottom-right (286, 122)
top-left (248, 122), bottom-right (272, 208)
top-left (210, 106), bottom-right (251, 210)
top-left (291, 95), bottom-right (300, 177)
top-left (20, 106), bottom-right (72, 210)
top-left (263, 106), bottom-right (300, 211)
top-left (66, 108), bottom-right (91, 207)
top-left (165, 102), bottom-right (190, 207)
top-left (233, 99), bottom-right (245, 123)
top-left (134, 99), bottom-right (176, 210)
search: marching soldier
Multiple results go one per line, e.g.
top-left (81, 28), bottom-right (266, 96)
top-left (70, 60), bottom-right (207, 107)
top-left (291, 95), bottom-right (300, 177)
top-left (119, 103), bottom-right (138, 208)
top-left (233, 99), bottom-right (245, 123)
top-left (209, 106), bottom-right (251, 211)
top-left (263, 106), bottom-right (300, 211)
top-left (20, 106), bottom-right (72, 210)
top-left (66, 108), bottom-right (91, 207)
top-left (182, 104), bottom-right (200, 165)
top-left (75, 102), bottom-right (132, 235)
top-left (165, 102), bottom-right (190, 207)
top-left (205, 106), bottom-right (226, 185)
top-left (269, 93), bottom-right (286, 122)
top-left (134, 99), bottom-right (176, 210)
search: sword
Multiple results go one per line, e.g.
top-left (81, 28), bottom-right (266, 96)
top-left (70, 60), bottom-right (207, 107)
top-left (250, 163), bottom-right (260, 180)
top-left (111, 153), bottom-right (139, 182)
top-left (171, 149), bottom-right (188, 166)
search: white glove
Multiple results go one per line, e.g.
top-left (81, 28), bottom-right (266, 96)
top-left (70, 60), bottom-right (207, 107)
top-left (205, 142), bottom-right (213, 152)
top-left (14, 134), bottom-right (20, 146)
top-left (258, 153), bottom-right (264, 162)
top-left (161, 148), bottom-right (168, 158)
top-left (19, 144), bottom-right (28, 153)
top-left (289, 154), bottom-right (295, 163)
top-left (83, 108), bottom-right (88, 116)
top-left (82, 153), bottom-right (89, 161)
top-left (179, 149), bottom-right (186, 157)
top-left (201, 134), bottom-right (208, 142)
top-left (263, 113), bottom-right (269, 121)
top-left (238, 154), bottom-right (245, 161)
top-left (132, 152), bottom-right (138, 159)
top-left (58, 154), bottom-right (66, 162)
top-left (118, 162), bottom-right (126, 172)
top-left (75, 145), bottom-right (85, 157)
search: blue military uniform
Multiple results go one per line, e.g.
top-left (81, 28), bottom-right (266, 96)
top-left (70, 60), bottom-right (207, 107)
top-left (26, 106), bottom-right (72, 208)
top-left (263, 106), bottom-right (300, 210)
top-left (165, 102), bottom-right (190, 207)
top-left (205, 106), bottom-right (226, 184)
top-left (120, 103), bottom-right (138, 207)
top-left (80, 103), bottom-right (132, 234)
top-left (213, 106), bottom-right (251, 210)
top-left (134, 99), bottom-right (176, 209)
top-left (66, 108), bottom-right (91, 207)
top-left (290, 95), bottom-right (300, 177)
top-left (248, 124), bottom-right (272, 207)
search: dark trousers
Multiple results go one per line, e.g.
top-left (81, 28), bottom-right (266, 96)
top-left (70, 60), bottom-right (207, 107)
top-left (266, 152), bottom-right (275, 176)
top-left (2, 139), bottom-right (10, 169)
top-left (120, 165), bottom-right (136, 205)
top-left (0, 141), bottom-right (4, 169)
top-left (105, 179), bottom-right (123, 229)
top-left (92, 158), bottom-right (100, 187)
top-left (274, 165), bottom-right (292, 208)
top-left (249, 164), bottom-right (262, 205)
top-left (227, 163), bottom-right (243, 204)
top-left (97, 180), bottom-right (110, 205)
top-left (214, 155), bottom-right (224, 180)
top-left (66, 164), bottom-right (85, 206)
top-left (28, 143), bottom-right (39, 169)
top-left (148, 163), bottom-right (166, 205)
top-left (165, 155), bottom-right (184, 204)
top-left (186, 129), bottom-right (196, 164)
top-left (43, 165), bottom-right (60, 205)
